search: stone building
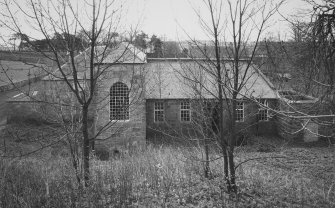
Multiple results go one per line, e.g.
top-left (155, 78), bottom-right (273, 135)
top-left (8, 43), bottom-right (320, 148)
top-left (277, 90), bottom-right (320, 142)
top-left (144, 59), bottom-right (278, 144)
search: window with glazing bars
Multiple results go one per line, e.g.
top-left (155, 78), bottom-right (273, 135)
top-left (180, 101), bottom-right (191, 122)
top-left (236, 101), bottom-right (244, 122)
top-left (258, 99), bottom-right (269, 121)
top-left (154, 102), bottom-right (164, 122)
top-left (110, 82), bottom-right (129, 120)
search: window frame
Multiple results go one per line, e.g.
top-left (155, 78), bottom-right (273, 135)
top-left (258, 99), bottom-right (269, 121)
top-left (330, 110), bottom-right (335, 124)
top-left (235, 101), bottom-right (244, 122)
top-left (180, 101), bottom-right (191, 122)
top-left (154, 101), bottom-right (165, 123)
top-left (110, 82), bottom-right (130, 122)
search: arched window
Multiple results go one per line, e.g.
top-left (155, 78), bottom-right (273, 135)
top-left (110, 82), bottom-right (129, 121)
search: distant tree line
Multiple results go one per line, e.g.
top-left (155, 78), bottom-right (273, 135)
top-left (132, 31), bottom-right (188, 58)
top-left (13, 30), bottom-right (189, 58)
top-left (12, 31), bottom-right (89, 52)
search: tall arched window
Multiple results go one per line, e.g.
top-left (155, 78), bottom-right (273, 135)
top-left (110, 82), bottom-right (129, 121)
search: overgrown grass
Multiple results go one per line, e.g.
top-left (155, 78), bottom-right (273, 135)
top-left (0, 144), bottom-right (334, 207)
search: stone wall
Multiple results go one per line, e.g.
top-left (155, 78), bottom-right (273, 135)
top-left (277, 99), bottom-right (319, 142)
top-left (94, 64), bottom-right (147, 149)
top-left (146, 99), bottom-right (278, 144)
top-left (6, 101), bottom-right (44, 124)
top-left (232, 99), bottom-right (278, 137)
top-left (146, 99), bottom-right (195, 144)
top-left (6, 64), bottom-right (147, 150)
top-left (6, 90), bottom-right (83, 125)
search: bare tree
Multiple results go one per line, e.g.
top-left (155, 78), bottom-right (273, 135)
top-left (305, 1), bottom-right (335, 110)
top-left (179, 0), bottom-right (283, 192)
top-left (266, 1), bottom-right (335, 140)
top-left (0, 0), bottom-right (139, 186)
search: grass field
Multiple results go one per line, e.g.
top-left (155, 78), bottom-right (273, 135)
top-left (0, 130), bottom-right (334, 207)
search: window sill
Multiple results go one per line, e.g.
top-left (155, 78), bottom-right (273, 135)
top-left (110, 120), bottom-right (130, 122)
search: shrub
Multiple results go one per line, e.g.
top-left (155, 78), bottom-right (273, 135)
top-left (94, 144), bottom-right (110, 161)
top-left (0, 159), bottom-right (47, 207)
top-left (0, 144), bottom-right (334, 207)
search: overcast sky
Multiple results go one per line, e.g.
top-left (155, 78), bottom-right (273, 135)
top-left (131, 0), bottom-right (310, 41)
top-left (0, 0), bottom-right (311, 45)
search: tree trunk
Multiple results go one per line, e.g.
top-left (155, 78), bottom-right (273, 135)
top-left (228, 137), bottom-right (237, 193)
top-left (204, 141), bottom-right (210, 178)
top-left (223, 147), bottom-right (229, 186)
top-left (218, 75), bottom-right (229, 186)
top-left (228, 99), bottom-right (237, 193)
top-left (210, 9), bottom-right (229, 187)
top-left (82, 105), bottom-right (90, 187)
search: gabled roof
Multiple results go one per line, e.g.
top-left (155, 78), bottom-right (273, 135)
top-left (96, 42), bottom-right (146, 64)
top-left (145, 59), bottom-right (278, 99)
top-left (42, 42), bottom-right (146, 81)
top-left (0, 60), bottom-right (44, 87)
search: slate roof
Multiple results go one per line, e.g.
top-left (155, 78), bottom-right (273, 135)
top-left (42, 42), bottom-right (146, 81)
top-left (96, 42), bottom-right (146, 64)
top-left (145, 59), bottom-right (278, 99)
top-left (39, 42), bottom-right (277, 100)
top-left (0, 60), bottom-right (44, 87)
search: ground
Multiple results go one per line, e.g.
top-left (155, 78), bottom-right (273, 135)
top-left (0, 128), bottom-right (334, 207)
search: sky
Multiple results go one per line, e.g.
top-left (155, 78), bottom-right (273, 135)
top-left (0, 0), bottom-right (312, 45)
top-left (131, 0), bottom-right (311, 41)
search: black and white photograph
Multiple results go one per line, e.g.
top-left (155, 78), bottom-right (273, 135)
top-left (0, 0), bottom-right (334, 207)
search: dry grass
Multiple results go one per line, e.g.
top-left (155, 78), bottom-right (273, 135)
top-left (0, 141), bottom-right (334, 207)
